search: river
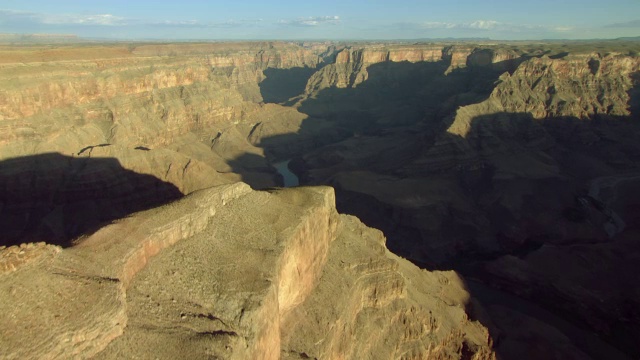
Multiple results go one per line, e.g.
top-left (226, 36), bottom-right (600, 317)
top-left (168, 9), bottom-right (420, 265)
top-left (273, 160), bottom-right (299, 187)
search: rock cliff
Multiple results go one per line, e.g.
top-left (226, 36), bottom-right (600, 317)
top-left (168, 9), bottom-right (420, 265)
top-left (1, 184), bottom-right (494, 359)
top-left (264, 43), bottom-right (640, 358)
top-left (2, 40), bottom-right (640, 358)
top-left (0, 42), bottom-right (328, 199)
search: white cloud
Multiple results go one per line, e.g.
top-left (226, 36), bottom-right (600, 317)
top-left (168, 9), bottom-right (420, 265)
top-left (278, 16), bottom-right (340, 27)
top-left (149, 19), bottom-right (261, 28)
top-left (467, 20), bottom-right (499, 30)
top-left (46, 14), bottom-right (127, 26)
top-left (0, 9), bottom-right (264, 29)
top-left (421, 20), bottom-right (499, 30)
top-left (154, 20), bottom-right (201, 26)
top-left (553, 26), bottom-right (574, 32)
top-left (0, 9), bottom-right (127, 26)
top-left (417, 20), bottom-right (572, 33)
top-left (422, 22), bottom-right (456, 29)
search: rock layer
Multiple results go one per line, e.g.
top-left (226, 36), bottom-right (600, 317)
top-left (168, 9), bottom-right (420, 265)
top-left (271, 43), bottom-right (640, 357)
top-left (2, 41), bottom-right (640, 358)
top-left (0, 184), bottom-right (494, 359)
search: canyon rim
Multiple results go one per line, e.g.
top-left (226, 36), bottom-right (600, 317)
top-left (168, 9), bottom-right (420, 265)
top-left (0, 37), bottom-right (639, 359)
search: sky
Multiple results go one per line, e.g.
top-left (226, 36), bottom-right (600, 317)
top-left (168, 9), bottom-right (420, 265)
top-left (1, 0), bottom-right (639, 40)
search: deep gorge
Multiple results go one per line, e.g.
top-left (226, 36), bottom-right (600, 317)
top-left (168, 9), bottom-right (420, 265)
top-left (1, 41), bottom-right (639, 359)
top-left (255, 45), bottom-right (640, 358)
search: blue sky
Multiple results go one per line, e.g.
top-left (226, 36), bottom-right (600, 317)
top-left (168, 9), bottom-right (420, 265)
top-left (1, 0), bottom-right (639, 40)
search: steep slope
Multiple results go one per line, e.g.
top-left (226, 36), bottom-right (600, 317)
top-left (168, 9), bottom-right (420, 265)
top-left (281, 46), bottom-right (640, 260)
top-left (2, 41), bottom-right (640, 358)
top-left (256, 44), bottom-right (640, 357)
top-left (0, 42), bottom-right (331, 184)
top-left (0, 184), bottom-right (494, 359)
top-left (0, 42), bottom-right (335, 247)
top-left (281, 214), bottom-right (493, 359)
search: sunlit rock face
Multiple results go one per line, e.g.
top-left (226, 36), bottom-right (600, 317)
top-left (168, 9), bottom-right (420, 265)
top-left (0, 185), bottom-right (494, 359)
top-left (0, 43), bottom-right (326, 196)
top-left (1, 40), bottom-right (640, 358)
top-left (0, 42), bottom-right (332, 247)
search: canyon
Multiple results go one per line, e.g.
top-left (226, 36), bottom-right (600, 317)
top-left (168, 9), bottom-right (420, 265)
top-left (0, 40), bottom-right (639, 359)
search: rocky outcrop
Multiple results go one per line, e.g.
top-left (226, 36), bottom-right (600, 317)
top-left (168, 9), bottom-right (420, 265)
top-left (0, 184), bottom-right (494, 359)
top-left (0, 183), bottom-right (250, 359)
top-left (0, 42), bottom-right (323, 121)
top-left (281, 214), bottom-right (493, 359)
top-left (2, 40), bottom-right (640, 358)
top-left (0, 42), bottom-right (332, 205)
top-left (277, 43), bottom-right (640, 357)
top-left (449, 53), bottom-right (640, 137)
top-left (0, 42), bottom-right (531, 247)
top-left (0, 43), bottom-right (339, 249)
top-left (292, 44), bottom-right (640, 262)
top-left (303, 45), bottom-right (516, 91)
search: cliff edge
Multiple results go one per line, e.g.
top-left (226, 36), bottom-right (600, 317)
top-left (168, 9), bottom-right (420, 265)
top-left (0, 183), bottom-right (494, 359)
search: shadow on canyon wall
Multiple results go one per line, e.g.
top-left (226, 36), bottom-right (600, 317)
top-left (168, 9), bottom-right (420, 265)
top-left (259, 66), bottom-right (317, 104)
top-left (327, 111), bottom-right (640, 261)
top-left (242, 58), bottom-right (640, 359)
top-left (254, 62), bottom-right (640, 267)
top-left (331, 111), bottom-right (640, 360)
top-left (257, 54), bottom-right (527, 161)
top-left (225, 152), bottom-right (283, 189)
top-left (0, 153), bottom-right (183, 248)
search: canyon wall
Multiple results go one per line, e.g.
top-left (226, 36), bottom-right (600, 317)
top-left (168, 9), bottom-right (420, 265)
top-left (0, 42), bottom-right (540, 247)
top-left (284, 44), bottom-right (640, 358)
top-left (2, 41), bottom-right (640, 358)
top-left (0, 184), bottom-right (494, 359)
top-left (0, 42), bottom-right (331, 246)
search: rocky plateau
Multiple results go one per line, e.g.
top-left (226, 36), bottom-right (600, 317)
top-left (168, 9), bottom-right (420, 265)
top-left (1, 40), bottom-right (639, 359)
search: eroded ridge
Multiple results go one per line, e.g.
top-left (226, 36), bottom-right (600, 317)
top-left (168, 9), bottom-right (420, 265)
top-left (1, 183), bottom-right (494, 359)
top-left (0, 183), bottom-right (251, 359)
